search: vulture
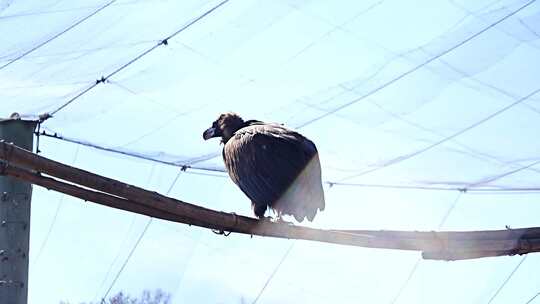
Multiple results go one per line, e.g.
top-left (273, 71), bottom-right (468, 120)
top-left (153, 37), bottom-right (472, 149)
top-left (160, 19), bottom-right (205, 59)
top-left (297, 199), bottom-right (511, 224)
top-left (203, 112), bottom-right (325, 222)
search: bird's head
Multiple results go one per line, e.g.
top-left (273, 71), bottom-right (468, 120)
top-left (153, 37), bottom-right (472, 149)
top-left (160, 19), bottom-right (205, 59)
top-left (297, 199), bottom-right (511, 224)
top-left (203, 112), bottom-right (245, 144)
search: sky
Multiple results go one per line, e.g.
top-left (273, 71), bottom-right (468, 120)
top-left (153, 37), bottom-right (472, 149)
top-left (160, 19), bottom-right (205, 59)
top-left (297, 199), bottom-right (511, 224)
top-left (2, 0), bottom-right (540, 303)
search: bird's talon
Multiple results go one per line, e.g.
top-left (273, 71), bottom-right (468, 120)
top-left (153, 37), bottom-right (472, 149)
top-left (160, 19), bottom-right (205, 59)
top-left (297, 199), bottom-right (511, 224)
top-left (275, 217), bottom-right (294, 225)
top-left (259, 216), bottom-right (293, 225)
top-left (259, 216), bottom-right (274, 223)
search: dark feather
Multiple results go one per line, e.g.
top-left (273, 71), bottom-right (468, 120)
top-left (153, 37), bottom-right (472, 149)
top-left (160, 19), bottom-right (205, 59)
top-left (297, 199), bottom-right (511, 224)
top-left (222, 122), bottom-right (325, 222)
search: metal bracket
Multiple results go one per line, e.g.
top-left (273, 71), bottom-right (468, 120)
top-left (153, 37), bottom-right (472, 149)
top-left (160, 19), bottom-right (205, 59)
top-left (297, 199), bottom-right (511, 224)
top-left (0, 160), bottom-right (7, 176)
top-left (0, 249), bottom-right (26, 261)
top-left (0, 249), bottom-right (7, 262)
top-left (0, 280), bottom-right (24, 288)
top-left (0, 221), bottom-right (27, 230)
top-left (0, 193), bottom-right (29, 207)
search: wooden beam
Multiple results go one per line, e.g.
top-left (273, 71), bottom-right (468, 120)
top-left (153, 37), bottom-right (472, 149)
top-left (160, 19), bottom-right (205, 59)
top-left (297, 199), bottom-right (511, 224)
top-left (4, 162), bottom-right (538, 259)
top-left (3, 164), bottom-right (198, 225)
top-left (422, 248), bottom-right (538, 261)
top-left (0, 140), bottom-right (237, 229)
top-left (336, 228), bottom-right (540, 241)
top-left (1, 141), bottom-right (538, 260)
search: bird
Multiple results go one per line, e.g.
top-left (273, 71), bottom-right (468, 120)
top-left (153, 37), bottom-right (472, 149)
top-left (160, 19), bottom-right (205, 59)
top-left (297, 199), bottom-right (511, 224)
top-left (203, 112), bottom-right (325, 222)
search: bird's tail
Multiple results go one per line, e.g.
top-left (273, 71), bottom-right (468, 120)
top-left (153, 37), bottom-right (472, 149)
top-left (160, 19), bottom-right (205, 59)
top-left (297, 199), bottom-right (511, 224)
top-left (276, 154), bottom-right (325, 222)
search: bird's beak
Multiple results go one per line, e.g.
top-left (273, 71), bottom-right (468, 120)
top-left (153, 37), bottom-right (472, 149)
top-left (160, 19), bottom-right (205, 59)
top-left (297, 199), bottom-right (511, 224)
top-left (203, 127), bottom-right (216, 140)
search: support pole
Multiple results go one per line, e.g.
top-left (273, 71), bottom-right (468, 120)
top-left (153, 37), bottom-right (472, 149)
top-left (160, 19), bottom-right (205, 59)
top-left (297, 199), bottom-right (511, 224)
top-left (0, 115), bottom-right (36, 304)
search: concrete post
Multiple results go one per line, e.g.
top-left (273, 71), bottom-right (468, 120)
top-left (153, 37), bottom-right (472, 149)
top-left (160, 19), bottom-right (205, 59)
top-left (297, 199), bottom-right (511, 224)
top-left (0, 115), bottom-right (36, 304)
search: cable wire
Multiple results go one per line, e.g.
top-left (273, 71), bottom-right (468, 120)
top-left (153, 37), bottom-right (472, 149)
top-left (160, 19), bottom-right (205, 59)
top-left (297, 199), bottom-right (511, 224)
top-left (525, 291), bottom-right (540, 304)
top-left (339, 85), bottom-right (540, 181)
top-left (47, 0), bottom-right (231, 118)
top-left (327, 182), bottom-right (540, 193)
top-left (469, 159), bottom-right (540, 187)
top-left (38, 129), bottom-right (226, 173)
top-left (0, 0), bottom-right (118, 71)
top-left (295, 0), bottom-right (537, 129)
top-left (252, 241), bottom-right (296, 304)
top-left (389, 258), bottom-right (421, 304)
top-left (31, 145), bottom-right (81, 268)
top-left (99, 166), bottom-right (184, 303)
top-left (250, 184), bottom-right (336, 303)
top-left (93, 163), bottom-right (156, 302)
top-left (366, 94), bottom-right (540, 176)
top-left (39, 129), bottom-right (540, 193)
top-left (0, 0), bottom-right (146, 20)
top-left (100, 218), bottom-right (153, 304)
top-left (94, 215), bottom-right (138, 302)
top-left (486, 255), bottom-right (528, 304)
top-left (388, 193), bottom-right (462, 304)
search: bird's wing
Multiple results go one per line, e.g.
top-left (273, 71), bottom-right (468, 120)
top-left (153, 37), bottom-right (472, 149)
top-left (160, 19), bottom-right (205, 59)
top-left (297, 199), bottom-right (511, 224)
top-left (223, 124), bottom-right (324, 221)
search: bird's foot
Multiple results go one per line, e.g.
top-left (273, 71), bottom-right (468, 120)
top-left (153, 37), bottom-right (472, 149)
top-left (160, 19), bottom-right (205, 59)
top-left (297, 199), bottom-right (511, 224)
top-left (275, 217), bottom-right (294, 225)
top-left (273, 215), bottom-right (294, 225)
top-left (260, 216), bottom-right (274, 223)
top-left (259, 216), bottom-right (293, 225)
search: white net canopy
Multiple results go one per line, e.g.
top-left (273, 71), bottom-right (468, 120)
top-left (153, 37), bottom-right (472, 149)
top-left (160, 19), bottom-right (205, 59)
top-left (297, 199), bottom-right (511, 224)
top-left (1, 0), bottom-right (540, 303)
